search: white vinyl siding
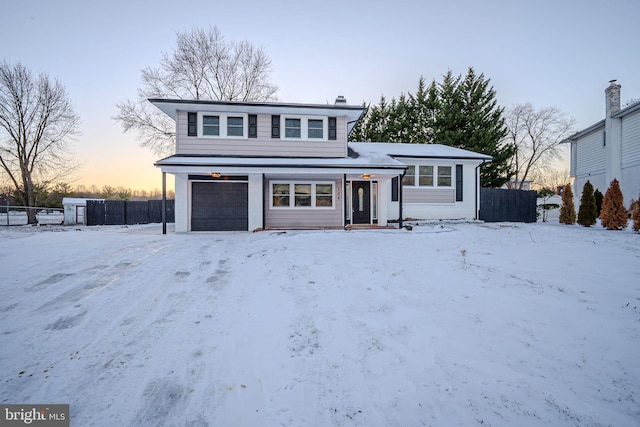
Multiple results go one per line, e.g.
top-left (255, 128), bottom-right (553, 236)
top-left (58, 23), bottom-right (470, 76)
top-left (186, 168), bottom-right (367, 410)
top-left (575, 129), bottom-right (606, 177)
top-left (621, 113), bottom-right (640, 166)
top-left (403, 188), bottom-right (455, 203)
top-left (176, 112), bottom-right (347, 157)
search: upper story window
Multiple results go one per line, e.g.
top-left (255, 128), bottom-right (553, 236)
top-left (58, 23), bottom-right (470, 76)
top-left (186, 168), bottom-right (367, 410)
top-left (280, 116), bottom-right (327, 141)
top-left (203, 116), bottom-right (220, 136)
top-left (308, 120), bottom-right (324, 139)
top-left (197, 112), bottom-right (248, 138)
top-left (285, 119), bottom-right (301, 138)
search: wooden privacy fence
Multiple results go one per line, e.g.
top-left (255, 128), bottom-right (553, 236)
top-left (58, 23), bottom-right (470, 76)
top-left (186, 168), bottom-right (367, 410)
top-left (86, 200), bottom-right (175, 226)
top-left (479, 188), bottom-right (537, 223)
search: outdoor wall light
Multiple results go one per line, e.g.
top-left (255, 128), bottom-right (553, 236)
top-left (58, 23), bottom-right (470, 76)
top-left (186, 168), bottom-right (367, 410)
top-left (362, 174), bottom-right (371, 179)
top-left (211, 172), bottom-right (221, 178)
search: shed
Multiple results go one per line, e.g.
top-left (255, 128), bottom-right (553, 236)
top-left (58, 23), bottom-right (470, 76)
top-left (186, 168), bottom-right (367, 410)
top-left (62, 198), bottom-right (104, 225)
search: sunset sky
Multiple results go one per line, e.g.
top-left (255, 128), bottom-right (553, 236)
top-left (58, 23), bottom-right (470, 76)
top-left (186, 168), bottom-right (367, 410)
top-left (2, 0), bottom-right (639, 191)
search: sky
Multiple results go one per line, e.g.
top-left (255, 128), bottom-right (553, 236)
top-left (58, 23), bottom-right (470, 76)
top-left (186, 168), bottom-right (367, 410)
top-left (2, 0), bottom-right (639, 191)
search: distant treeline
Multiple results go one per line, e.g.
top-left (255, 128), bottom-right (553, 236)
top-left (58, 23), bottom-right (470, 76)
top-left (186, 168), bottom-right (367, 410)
top-left (0, 183), bottom-right (175, 209)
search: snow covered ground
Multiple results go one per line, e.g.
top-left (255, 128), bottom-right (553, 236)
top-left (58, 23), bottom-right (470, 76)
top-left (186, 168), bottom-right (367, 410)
top-left (1, 221), bottom-right (638, 426)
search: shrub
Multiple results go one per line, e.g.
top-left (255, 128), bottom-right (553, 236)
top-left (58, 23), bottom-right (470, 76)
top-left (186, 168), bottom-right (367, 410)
top-left (559, 184), bottom-right (576, 224)
top-left (577, 180), bottom-right (597, 227)
top-left (600, 179), bottom-right (628, 230)
top-left (632, 197), bottom-right (640, 233)
top-left (594, 189), bottom-right (603, 217)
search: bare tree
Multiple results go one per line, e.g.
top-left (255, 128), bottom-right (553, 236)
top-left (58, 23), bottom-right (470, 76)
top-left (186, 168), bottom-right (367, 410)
top-left (115, 26), bottom-right (278, 156)
top-left (504, 103), bottom-right (575, 190)
top-left (529, 167), bottom-right (571, 191)
top-left (0, 61), bottom-right (80, 224)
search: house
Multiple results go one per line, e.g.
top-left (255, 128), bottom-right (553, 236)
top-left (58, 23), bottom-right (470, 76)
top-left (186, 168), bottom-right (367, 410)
top-left (152, 98), bottom-right (492, 232)
top-left (566, 81), bottom-right (640, 207)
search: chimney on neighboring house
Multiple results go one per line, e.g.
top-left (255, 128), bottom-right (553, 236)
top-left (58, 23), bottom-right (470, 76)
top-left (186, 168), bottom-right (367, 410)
top-left (605, 79), bottom-right (621, 117)
top-left (334, 95), bottom-right (347, 105)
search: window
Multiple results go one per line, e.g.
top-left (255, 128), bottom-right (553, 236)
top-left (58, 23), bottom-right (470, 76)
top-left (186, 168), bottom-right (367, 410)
top-left (272, 184), bottom-right (290, 207)
top-left (418, 166), bottom-right (433, 186)
top-left (271, 182), bottom-right (334, 208)
top-left (308, 119), bottom-right (323, 139)
top-left (402, 166), bottom-right (415, 186)
top-left (227, 117), bottom-right (244, 137)
top-left (438, 166), bottom-right (452, 186)
top-left (294, 184), bottom-right (312, 207)
top-left (285, 119), bottom-right (301, 138)
top-left (281, 117), bottom-right (328, 140)
top-left (316, 184), bottom-right (333, 207)
top-left (203, 115), bottom-right (220, 136)
top-left (198, 113), bottom-right (247, 138)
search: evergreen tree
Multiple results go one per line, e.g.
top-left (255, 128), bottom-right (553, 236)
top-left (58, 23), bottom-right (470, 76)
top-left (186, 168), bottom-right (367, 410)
top-left (600, 179), bottom-right (628, 230)
top-left (577, 180), bottom-right (597, 227)
top-left (594, 188), bottom-right (603, 217)
top-left (559, 184), bottom-right (576, 224)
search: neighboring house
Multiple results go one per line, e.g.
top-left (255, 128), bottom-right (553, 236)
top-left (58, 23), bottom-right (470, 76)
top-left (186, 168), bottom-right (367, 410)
top-left (502, 179), bottom-right (532, 191)
top-left (62, 197), bottom-right (104, 225)
top-left (566, 81), bottom-right (640, 207)
top-left (152, 98), bottom-right (492, 232)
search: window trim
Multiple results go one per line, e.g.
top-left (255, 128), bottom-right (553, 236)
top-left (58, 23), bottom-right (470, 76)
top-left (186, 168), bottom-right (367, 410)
top-left (197, 112), bottom-right (248, 139)
top-left (280, 116), bottom-right (328, 141)
top-left (270, 181), bottom-right (335, 209)
top-left (402, 163), bottom-right (455, 188)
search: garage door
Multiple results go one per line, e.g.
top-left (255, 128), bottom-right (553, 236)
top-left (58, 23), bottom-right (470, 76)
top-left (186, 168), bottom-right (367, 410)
top-left (191, 182), bottom-right (248, 231)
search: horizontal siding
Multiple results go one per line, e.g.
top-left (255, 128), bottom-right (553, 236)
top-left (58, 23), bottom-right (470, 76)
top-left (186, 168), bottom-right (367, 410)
top-left (403, 188), bottom-right (455, 203)
top-left (264, 178), bottom-right (342, 228)
top-left (621, 112), bottom-right (640, 165)
top-left (575, 129), bottom-right (605, 176)
top-left (176, 111), bottom-right (347, 157)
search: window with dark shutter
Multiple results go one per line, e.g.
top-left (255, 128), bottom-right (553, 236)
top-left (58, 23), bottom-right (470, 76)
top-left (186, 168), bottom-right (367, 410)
top-left (248, 114), bottom-right (257, 138)
top-left (271, 115), bottom-right (280, 138)
top-left (187, 112), bottom-right (197, 136)
top-left (455, 164), bottom-right (463, 202)
top-left (391, 176), bottom-right (399, 201)
top-left (328, 117), bottom-right (337, 140)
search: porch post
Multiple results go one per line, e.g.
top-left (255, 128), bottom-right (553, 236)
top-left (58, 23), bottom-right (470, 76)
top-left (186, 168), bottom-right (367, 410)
top-left (162, 171), bottom-right (167, 235)
top-left (398, 173), bottom-right (403, 229)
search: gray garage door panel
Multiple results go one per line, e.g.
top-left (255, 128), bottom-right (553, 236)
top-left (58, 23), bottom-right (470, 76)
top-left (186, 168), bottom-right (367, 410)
top-left (191, 182), bottom-right (248, 231)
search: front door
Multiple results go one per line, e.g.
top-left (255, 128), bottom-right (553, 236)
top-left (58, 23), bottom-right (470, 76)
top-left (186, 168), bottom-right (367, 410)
top-left (351, 181), bottom-right (371, 224)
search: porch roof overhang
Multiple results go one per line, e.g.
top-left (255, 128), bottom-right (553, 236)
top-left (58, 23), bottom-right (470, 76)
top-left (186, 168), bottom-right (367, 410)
top-left (155, 154), bottom-right (406, 176)
top-left (349, 142), bottom-right (493, 162)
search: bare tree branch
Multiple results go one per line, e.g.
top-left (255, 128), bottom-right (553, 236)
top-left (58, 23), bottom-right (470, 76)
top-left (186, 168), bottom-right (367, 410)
top-left (115, 26), bottom-right (278, 156)
top-left (504, 103), bottom-right (575, 189)
top-left (0, 61), bottom-right (80, 223)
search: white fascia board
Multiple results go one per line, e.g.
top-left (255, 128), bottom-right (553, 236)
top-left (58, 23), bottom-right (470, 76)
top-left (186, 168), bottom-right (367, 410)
top-left (156, 165), bottom-right (402, 176)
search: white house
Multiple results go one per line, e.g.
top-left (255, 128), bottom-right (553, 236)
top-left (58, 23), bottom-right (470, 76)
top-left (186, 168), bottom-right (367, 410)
top-left (566, 81), bottom-right (640, 207)
top-left (151, 98), bottom-right (492, 232)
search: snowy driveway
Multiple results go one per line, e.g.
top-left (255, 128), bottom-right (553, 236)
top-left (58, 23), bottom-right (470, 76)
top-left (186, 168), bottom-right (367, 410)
top-left (1, 222), bottom-right (638, 426)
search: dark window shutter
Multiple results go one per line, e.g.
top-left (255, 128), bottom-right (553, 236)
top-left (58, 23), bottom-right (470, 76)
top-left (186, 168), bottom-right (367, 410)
top-left (455, 164), bottom-right (463, 202)
top-left (391, 176), bottom-right (399, 202)
top-left (248, 114), bottom-right (257, 138)
top-left (328, 117), bottom-right (337, 140)
top-left (271, 115), bottom-right (280, 138)
top-left (187, 112), bottom-right (197, 136)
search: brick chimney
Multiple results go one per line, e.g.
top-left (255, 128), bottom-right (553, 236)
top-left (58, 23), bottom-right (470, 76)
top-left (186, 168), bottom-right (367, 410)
top-left (605, 80), bottom-right (621, 117)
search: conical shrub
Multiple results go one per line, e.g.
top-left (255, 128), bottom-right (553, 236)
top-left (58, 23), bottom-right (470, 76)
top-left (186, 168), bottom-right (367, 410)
top-left (559, 183), bottom-right (576, 224)
top-left (577, 180), bottom-right (597, 227)
top-left (594, 189), bottom-right (603, 217)
top-left (600, 179), bottom-right (628, 230)
top-left (632, 197), bottom-right (640, 233)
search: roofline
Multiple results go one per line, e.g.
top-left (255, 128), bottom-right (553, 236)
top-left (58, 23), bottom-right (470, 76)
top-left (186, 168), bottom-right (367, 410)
top-left (148, 98), bottom-right (365, 111)
top-left (562, 119), bottom-right (605, 143)
top-left (612, 100), bottom-right (640, 118)
top-left (388, 154), bottom-right (493, 161)
top-left (155, 162), bottom-right (406, 170)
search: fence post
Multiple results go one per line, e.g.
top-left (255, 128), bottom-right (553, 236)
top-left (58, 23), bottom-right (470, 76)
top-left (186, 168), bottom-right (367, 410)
top-left (5, 201), bottom-right (8, 226)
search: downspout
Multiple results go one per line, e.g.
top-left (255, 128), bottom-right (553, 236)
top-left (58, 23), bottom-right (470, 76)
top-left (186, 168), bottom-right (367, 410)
top-left (343, 174), bottom-right (347, 227)
top-left (475, 160), bottom-right (486, 220)
top-left (262, 174), bottom-right (266, 230)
